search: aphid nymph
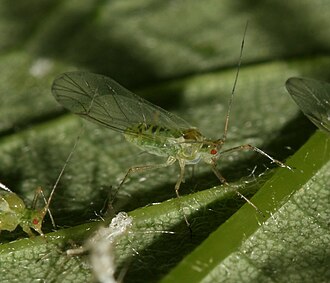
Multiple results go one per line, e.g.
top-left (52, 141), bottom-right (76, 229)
top-left (0, 183), bottom-right (51, 237)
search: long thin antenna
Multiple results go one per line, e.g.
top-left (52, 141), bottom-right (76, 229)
top-left (42, 130), bottom-right (83, 228)
top-left (222, 21), bottom-right (249, 143)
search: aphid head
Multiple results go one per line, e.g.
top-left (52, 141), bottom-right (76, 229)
top-left (21, 208), bottom-right (46, 236)
top-left (201, 139), bottom-right (223, 164)
top-left (30, 209), bottom-right (46, 236)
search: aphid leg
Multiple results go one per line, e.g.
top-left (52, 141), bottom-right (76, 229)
top-left (114, 156), bottom-right (177, 198)
top-left (39, 188), bottom-right (57, 230)
top-left (174, 159), bottom-right (186, 198)
top-left (29, 187), bottom-right (56, 231)
top-left (31, 187), bottom-right (44, 208)
top-left (174, 159), bottom-right (193, 229)
top-left (210, 163), bottom-right (264, 216)
top-left (22, 225), bottom-right (36, 238)
top-left (220, 144), bottom-right (291, 170)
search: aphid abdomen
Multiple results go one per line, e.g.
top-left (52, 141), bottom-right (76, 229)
top-left (124, 123), bottom-right (183, 157)
top-left (0, 192), bottom-right (26, 232)
top-left (126, 126), bottom-right (206, 164)
top-left (0, 211), bottom-right (20, 232)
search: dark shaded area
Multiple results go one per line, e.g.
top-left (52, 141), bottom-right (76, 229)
top-left (0, 109), bottom-right (65, 138)
top-left (3, 1), bottom-right (330, 87)
top-left (0, 0), bottom-right (59, 51)
top-left (234, 1), bottom-right (330, 63)
top-left (25, 1), bottom-right (165, 88)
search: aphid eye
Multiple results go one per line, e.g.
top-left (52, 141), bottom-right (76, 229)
top-left (210, 149), bottom-right (217, 155)
top-left (32, 219), bottom-right (39, 225)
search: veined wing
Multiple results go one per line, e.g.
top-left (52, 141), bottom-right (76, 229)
top-left (52, 72), bottom-right (192, 137)
top-left (285, 77), bottom-right (330, 134)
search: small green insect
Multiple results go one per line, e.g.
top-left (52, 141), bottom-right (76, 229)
top-left (0, 182), bottom-right (51, 237)
top-left (51, 42), bottom-right (289, 212)
top-left (0, 138), bottom-right (78, 237)
top-left (285, 77), bottom-right (330, 134)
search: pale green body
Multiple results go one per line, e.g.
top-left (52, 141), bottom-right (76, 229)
top-left (124, 123), bottom-right (218, 165)
top-left (0, 190), bottom-right (45, 236)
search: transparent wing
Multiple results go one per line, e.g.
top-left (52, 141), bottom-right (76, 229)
top-left (52, 72), bottom-right (192, 137)
top-left (285, 77), bottom-right (330, 134)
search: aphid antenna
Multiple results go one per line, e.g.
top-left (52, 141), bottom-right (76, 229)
top-left (221, 21), bottom-right (248, 146)
top-left (41, 132), bottom-right (82, 229)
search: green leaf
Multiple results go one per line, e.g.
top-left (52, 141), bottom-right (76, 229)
top-left (0, 1), bottom-right (330, 282)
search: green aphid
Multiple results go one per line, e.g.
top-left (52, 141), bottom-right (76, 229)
top-left (0, 183), bottom-right (49, 237)
top-left (51, 67), bottom-right (289, 213)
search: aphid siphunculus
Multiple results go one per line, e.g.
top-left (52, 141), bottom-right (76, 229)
top-left (285, 77), bottom-right (330, 134)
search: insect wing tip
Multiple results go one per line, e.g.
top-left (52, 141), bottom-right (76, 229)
top-left (285, 77), bottom-right (304, 95)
